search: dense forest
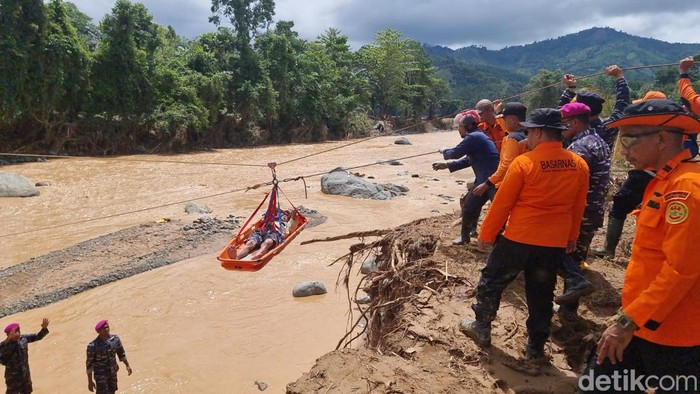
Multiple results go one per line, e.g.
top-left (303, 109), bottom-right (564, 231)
top-left (0, 0), bottom-right (447, 155)
top-left (1, 1), bottom-right (698, 156)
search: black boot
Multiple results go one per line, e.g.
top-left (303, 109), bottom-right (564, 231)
top-left (452, 217), bottom-right (472, 245)
top-left (459, 318), bottom-right (491, 347)
top-left (525, 341), bottom-right (549, 364)
top-left (555, 280), bottom-right (594, 304)
top-left (593, 218), bottom-right (624, 257)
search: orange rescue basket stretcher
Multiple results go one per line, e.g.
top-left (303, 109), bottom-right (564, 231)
top-left (217, 163), bottom-right (307, 271)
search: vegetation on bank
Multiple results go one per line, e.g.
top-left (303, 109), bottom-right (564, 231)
top-left (0, 0), bottom-right (447, 155)
top-left (1, 2), bottom-right (697, 156)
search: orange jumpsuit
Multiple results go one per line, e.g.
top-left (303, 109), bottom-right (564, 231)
top-left (487, 135), bottom-right (529, 188)
top-left (623, 150), bottom-right (700, 346)
top-left (479, 121), bottom-right (506, 154)
top-left (479, 141), bottom-right (589, 248)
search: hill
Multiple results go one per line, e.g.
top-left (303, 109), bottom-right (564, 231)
top-left (426, 27), bottom-right (700, 106)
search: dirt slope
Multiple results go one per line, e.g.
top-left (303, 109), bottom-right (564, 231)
top-left (287, 214), bottom-right (631, 394)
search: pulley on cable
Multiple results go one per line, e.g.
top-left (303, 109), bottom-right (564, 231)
top-left (218, 162), bottom-right (308, 271)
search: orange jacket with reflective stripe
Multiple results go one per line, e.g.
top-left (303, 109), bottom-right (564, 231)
top-left (479, 121), bottom-right (506, 153)
top-left (623, 150), bottom-right (700, 346)
top-left (479, 141), bottom-right (589, 247)
top-left (488, 134), bottom-right (529, 188)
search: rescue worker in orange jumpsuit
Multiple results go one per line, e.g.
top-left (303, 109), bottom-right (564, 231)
top-left (585, 100), bottom-right (700, 392)
top-left (460, 108), bottom-right (589, 361)
top-left (475, 99), bottom-right (507, 153)
top-left (471, 102), bottom-right (529, 197)
top-left (678, 55), bottom-right (700, 157)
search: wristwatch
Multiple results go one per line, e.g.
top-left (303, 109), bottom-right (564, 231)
top-left (616, 312), bottom-right (638, 331)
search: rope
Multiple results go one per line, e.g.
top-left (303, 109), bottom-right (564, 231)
top-left (277, 115), bottom-right (455, 167)
top-left (3, 59), bottom-right (697, 170)
top-left (0, 152), bottom-right (268, 168)
top-left (501, 61), bottom-right (698, 101)
top-left (3, 58), bottom-right (697, 239)
top-left (0, 150), bottom-right (438, 239)
top-left (0, 186), bottom-right (256, 238)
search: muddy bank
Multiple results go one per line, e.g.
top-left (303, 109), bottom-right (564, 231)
top-left (0, 216), bottom-right (238, 318)
top-left (287, 214), bottom-right (628, 393)
top-left (0, 205), bottom-right (329, 318)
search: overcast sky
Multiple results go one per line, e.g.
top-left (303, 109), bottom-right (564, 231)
top-left (70, 0), bottom-right (700, 49)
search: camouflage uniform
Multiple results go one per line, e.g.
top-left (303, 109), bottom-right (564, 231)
top-left (558, 128), bottom-right (611, 318)
top-left (559, 77), bottom-right (631, 152)
top-left (86, 335), bottom-right (128, 394)
top-left (0, 327), bottom-right (49, 394)
top-left (565, 128), bottom-right (611, 260)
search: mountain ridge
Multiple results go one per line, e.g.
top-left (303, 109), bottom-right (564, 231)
top-left (424, 27), bottom-right (700, 105)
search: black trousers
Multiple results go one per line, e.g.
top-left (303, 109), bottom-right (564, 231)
top-left (581, 336), bottom-right (700, 393)
top-left (558, 227), bottom-right (596, 313)
top-left (460, 187), bottom-right (497, 237)
top-left (472, 236), bottom-right (563, 350)
top-left (609, 170), bottom-right (655, 220)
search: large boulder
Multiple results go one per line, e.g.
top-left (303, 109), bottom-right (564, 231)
top-left (292, 281), bottom-right (327, 297)
top-left (0, 173), bottom-right (39, 197)
top-left (321, 171), bottom-right (393, 200)
top-left (185, 202), bottom-right (212, 214)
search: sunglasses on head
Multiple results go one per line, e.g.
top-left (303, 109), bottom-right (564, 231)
top-left (619, 130), bottom-right (660, 149)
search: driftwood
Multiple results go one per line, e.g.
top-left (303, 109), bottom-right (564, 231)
top-left (331, 217), bottom-right (472, 350)
top-left (300, 229), bottom-right (391, 245)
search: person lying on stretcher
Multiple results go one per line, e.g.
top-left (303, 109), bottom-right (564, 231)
top-left (234, 210), bottom-right (293, 260)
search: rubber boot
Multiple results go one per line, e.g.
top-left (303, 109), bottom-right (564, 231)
top-left (525, 341), bottom-right (549, 364)
top-left (555, 280), bottom-right (594, 304)
top-left (460, 318), bottom-right (491, 347)
top-left (593, 218), bottom-right (625, 257)
top-left (452, 216), bottom-right (472, 245)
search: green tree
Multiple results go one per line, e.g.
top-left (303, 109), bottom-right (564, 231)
top-left (188, 28), bottom-right (237, 128)
top-left (210, 0), bottom-right (276, 133)
top-left (404, 40), bottom-right (449, 119)
top-left (521, 69), bottom-right (563, 111)
top-left (255, 21), bottom-right (304, 140)
top-left (0, 0), bottom-right (47, 129)
top-left (358, 29), bottom-right (411, 117)
top-left (316, 28), bottom-right (367, 138)
top-left (149, 26), bottom-right (209, 141)
top-left (90, 0), bottom-right (159, 115)
top-left (43, 0), bottom-right (90, 122)
top-left (209, 0), bottom-right (274, 45)
top-left (63, 1), bottom-right (100, 50)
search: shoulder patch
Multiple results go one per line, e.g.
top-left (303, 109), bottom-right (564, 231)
top-left (665, 201), bottom-right (689, 225)
top-left (663, 190), bottom-right (690, 202)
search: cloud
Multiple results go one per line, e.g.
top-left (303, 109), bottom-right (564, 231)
top-left (67, 0), bottom-right (700, 48)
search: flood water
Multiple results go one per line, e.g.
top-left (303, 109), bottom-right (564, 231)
top-left (1, 131), bottom-right (473, 393)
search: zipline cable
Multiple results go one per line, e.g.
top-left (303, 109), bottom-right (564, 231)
top-left (0, 150), bottom-right (439, 239)
top-left (0, 152), bottom-right (268, 168)
top-left (4, 57), bottom-right (696, 238)
top-left (2, 59), bottom-right (697, 168)
top-left (279, 60), bottom-right (699, 167)
top-left (500, 60), bottom-right (698, 102)
top-left (276, 116), bottom-right (457, 167)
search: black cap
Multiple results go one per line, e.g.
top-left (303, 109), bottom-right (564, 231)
top-left (502, 102), bottom-right (527, 118)
top-left (606, 99), bottom-right (700, 131)
top-left (574, 92), bottom-right (605, 116)
top-left (519, 108), bottom-right (568, 130)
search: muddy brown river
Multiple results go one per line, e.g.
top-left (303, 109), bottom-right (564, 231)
top-left (1, 131), bottom-right (473, 393)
